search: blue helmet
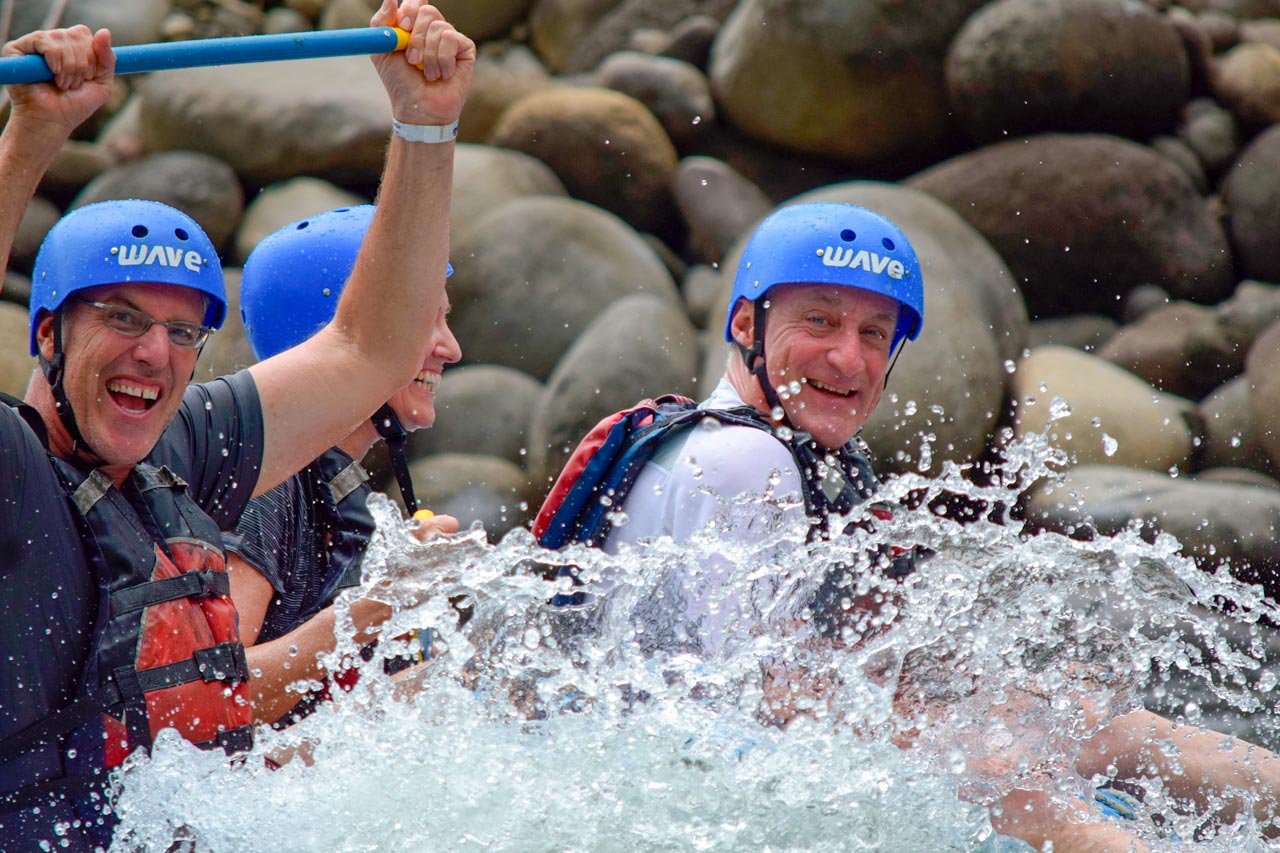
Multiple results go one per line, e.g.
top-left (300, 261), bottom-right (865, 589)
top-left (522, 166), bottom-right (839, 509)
top-left (724, 202), bottom-right (924, 351)
top-left (240, 205), bottom-right (453, 361)
top-left (28, 199), bottom-right (226, 355)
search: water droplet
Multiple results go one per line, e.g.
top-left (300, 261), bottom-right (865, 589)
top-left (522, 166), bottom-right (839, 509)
top-left (776, 426), bottom-right (793, 441)
top-left (1002, 360), bottom-right (1016, 374)
top-left (1048, 397), bottom-right (1071, 421)
top-left (691, 115), bottom-right (702, 125)
top-left (1101, 433), bottom-right (1117, 457)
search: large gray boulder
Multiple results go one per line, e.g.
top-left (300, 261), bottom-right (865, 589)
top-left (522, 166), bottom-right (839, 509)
top-left (708, 0), bottom-right (988, 164)
top-left (487, 87), bottom-right (679, 236)
top-left (528, 293), bottom-right (700, 489)
top-left (139, 56), bottom-right (392, 188)
top-left (407, 453), bottom-right (531, 542)
top-left (451, 144), bottom-right (567, 243)
top-left (447, 197), bottom-right (679, 380)
top-left (234, 178), bottom-right (367, 264)
top-left (946, 0), bottom-right (1188, 144)
top-left (1011, 346), bottom-right (1196, 473)
top-left (910, 134), bottom-right (1235, 319)
top-left (0, 304), bottom-right (34, 399)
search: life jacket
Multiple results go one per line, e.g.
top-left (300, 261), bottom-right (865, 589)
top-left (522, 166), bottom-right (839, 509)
top-left (0, 395), bottom-right (252, 840)
top-left (532, 396), bottom-right (915, 605)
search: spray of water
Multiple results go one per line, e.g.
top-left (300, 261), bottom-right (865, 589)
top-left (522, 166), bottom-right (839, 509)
top-left (109, 412), bottom-right (1280, 851)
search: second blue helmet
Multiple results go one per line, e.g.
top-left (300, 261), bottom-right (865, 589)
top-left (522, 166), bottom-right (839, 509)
top-left (240, 205), bottom-right (453, 361)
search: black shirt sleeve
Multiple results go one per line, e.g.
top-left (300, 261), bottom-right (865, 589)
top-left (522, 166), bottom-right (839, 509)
top-left (150, 369), bottom-right (265, 529)
top-left (222, 477), bottom-right (300, 597)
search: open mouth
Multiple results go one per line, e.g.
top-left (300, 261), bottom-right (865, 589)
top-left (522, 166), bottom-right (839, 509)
top-left (414, 370), bottom-right (441, 391)
top-left (807, 378), bottom-right (853, 398)
top-left (106, 379), bottom-right (160, 414)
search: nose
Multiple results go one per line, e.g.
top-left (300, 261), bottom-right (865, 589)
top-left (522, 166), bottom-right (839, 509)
top-left (434, 316), bottom-right (461, 364)
top-left (131, 323), bottom-right (173, 366)
top-left (826, 328), bottom-right (866, 376)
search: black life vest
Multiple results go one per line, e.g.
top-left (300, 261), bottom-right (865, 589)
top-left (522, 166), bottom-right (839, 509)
top-left (0, 396), bottom-right (252, 837)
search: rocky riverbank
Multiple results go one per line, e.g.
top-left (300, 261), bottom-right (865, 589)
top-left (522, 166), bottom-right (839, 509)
top-left (4, 0), bottom-right (1280, 598)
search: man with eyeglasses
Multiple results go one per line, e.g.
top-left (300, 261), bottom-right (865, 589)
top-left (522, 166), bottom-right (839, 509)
top-left (0, 3), bottom-right (472, 848)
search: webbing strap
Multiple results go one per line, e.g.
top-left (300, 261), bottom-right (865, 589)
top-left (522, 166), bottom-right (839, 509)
top-left (110, 569), bottom-right (231, 615)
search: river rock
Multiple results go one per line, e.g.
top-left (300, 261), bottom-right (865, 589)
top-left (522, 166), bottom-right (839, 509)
top-left (1245, 320), bottom-right (1280, 470)
top-left (1027, 464), bottom-right (1280, 594)
top-left (3, 272), bottom-right (32, 310)
top-left (410, 365), bottom-right (542, 466)
top-left (8, 0), bottom-right (170, 47)
top-left (946, 0), bottom-right (1187, 144)
top-left (909, 134), bottom-right (1234, 319)
top-left (463, 44), bottom-right (556, 144)
top-left (535, 0), bottom-right (737, 74)
top-left (658, 14), bottom-right (720, 69)
top-left (1178, 98), bottom-right (1240, 178)
top-left (407, 453), bottom-right (530, 541)
top-left (1097, 301), bottom-right (1242, 401)
top-left (139, 55), bottom-right (392, 188)
top-left (11, 196), bottom-right (61, 276)
top-left (1011, 346), bottom-right (1196, 472)
top-left (37, 141), bottom-right (113, 207)
top-left (451, 144), bottom-right (567, 243)
top-left (447, 196), bottom-right (679, 380)
top-left (432, 0), bottom-right (533, 42)
top-left (0, 303), bottom-right (33, 399)
top-left (672, 156), bottom-right (771, 265)
top-left (1026, 315), bottom-right (1118, 353)
top-left (69, 151), bottom-right (244, 252)
top-left (709, 0), bottom-right (988, 165)
top-left (1212, 41), bottom-right (1280, 126)
top-left (681, 264), bottom-right (722, 330)
top-left (487, 87), bottom-right (679, 236)
top-left (597, 52), bottom-right (715, 149)
top-left (234, 178), bottom-right (367, 264)
top-left (1150, 136), bottom-right (1209, 193)
top-left (1199, 376), bottom-right (1279, 477)
top-left (1217, 280), bottom-right (1280, 343)
top-left (527, 293), bottom-right (700, 488)
top-left (706, 183), bottom-right (1025, 474)
top-left (1221, 124), bottom-right (1280, 282)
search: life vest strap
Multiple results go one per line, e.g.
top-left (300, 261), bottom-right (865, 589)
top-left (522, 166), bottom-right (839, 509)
top-left (328, 459), bottom-right (370, 505)
top-left (109, 568), bottom-right (231, 615)
top-left (71, 468), bottom-right (114, 515)
top-left (121, 642), bottom-right (250, 694)
top-left (193, 725), bottom-right (254, 756)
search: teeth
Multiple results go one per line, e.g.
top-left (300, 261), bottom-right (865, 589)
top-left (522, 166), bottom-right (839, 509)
top-left (415, 371), bottom-right (440, 389)
top-left (106, 380), bottom-right (158, 401)
top-left (809, 379), bottom-right (851, 397)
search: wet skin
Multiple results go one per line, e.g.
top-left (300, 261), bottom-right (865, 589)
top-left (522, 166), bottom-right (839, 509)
top-left (383, 296), bottom-right (461, 432)
top-left (34, 282), bottom-right (207, 481)
top-left (729, 283), bottom-right (899, 450)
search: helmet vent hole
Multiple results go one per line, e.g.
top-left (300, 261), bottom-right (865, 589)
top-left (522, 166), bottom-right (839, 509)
top-left (175, 228), bottom-right (189, 241)
top-left (882, 237), bottom-right (896, 251)
top-left (296, 221), bottom-right (309, 230)
top-left (840, 229), bottom-right (856, 242)
top-left (131, 225), bottom-right (148, 238)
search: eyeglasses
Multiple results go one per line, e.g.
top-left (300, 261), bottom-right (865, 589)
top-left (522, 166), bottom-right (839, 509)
top-left (72, 296), bottom-right (212, 350)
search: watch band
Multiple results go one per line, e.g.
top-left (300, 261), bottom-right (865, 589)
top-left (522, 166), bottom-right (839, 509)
top-left (391, 117), bottom-right (459, 143)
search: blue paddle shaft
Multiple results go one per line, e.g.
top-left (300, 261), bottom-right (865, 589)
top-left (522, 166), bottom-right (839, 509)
top-left (0, 27), bottom-right (408, 86)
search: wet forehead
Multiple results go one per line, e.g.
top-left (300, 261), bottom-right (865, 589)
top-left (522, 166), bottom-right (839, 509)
top-left (771, 283), bottom-right (899, 321)
top-left (81, 282), bottom-right (207, 321)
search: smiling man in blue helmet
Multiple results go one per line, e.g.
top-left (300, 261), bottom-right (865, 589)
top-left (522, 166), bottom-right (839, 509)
top-left (227, 204), bottom-right (461, 726)
top-left (537, 203), bottom-right (1280, 850)
top-left (0, 3), bottom-right (473, 848)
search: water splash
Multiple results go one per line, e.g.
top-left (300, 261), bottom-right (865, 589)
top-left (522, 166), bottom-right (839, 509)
top-left (110, 430), bottom-right (1280, 851)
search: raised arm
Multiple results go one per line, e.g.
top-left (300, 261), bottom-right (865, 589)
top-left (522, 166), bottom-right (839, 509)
top-left (247, 0), bottom-right (473, 496)
top-left (0, 26), bottom-right (115, 277)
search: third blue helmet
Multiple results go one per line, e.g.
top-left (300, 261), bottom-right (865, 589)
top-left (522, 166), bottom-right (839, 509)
top-left (240, 204), bottom-right (453, 361)
top-left (29, 199), bottom-right (226, 355)
top-left (724, 202), bottom-right (924, 351)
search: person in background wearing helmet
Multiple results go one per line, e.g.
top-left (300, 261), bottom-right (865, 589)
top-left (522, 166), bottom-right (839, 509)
top-left (0, 3), bottom-right (472, 848)
top-left (555, 203), bottom-right (1280, 850)
top-left (226, 205), bottom-right (461, 726)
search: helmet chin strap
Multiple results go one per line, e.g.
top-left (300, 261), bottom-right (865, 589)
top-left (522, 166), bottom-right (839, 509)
top-left (372, 402), bottom-right (419, 514)
top-left (37, 309), bottom-right (97, 462)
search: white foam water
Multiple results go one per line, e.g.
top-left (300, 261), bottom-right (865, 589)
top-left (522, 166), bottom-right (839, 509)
top-left (109, 422), bottom-right (1280, 851)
